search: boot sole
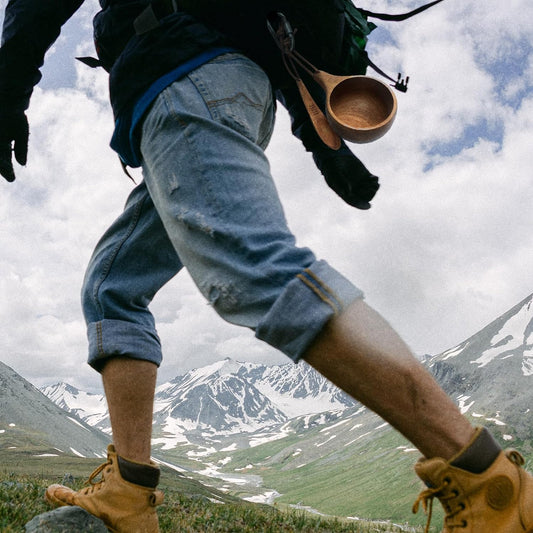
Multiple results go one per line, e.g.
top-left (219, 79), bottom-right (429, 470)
top-left (44, 485), bottom-right (118, 533)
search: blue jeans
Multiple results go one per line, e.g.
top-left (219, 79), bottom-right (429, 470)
top-left (82, 53), bottom-right (364, 370)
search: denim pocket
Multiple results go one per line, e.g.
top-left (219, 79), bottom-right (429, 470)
top-left (187, 54), bottom-right (275, 148)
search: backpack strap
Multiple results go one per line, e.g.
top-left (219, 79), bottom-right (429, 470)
top-left (359, 0), bottom-right (445, 22)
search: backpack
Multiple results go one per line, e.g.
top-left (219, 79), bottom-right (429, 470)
top-left (83, 0), bottom-right (445, 92)
top-left (165, 0), bottom-right (445, 92)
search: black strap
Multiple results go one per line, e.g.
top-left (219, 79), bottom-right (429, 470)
top-left (360, 0), bottom-right (445, 22)
top-left (362, 52), bottom-right (409, 92)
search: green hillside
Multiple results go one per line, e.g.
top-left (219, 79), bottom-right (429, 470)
top-left (0, 447), bottom-right (427, 532)
top-left (208, 422), bottom-right (440, 529)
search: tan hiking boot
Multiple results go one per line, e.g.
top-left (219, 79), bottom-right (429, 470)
top-left (413, 449), bottom-right (533, 532)
top-left (45, 444), bottom-right (163, 533)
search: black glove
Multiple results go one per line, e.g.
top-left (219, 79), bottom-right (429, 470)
top-left (277, 85), bottom-right (380, 209)
top-left (0, 110), bottom-right (29, 183)
top-left (312, 143), bottom-right (380, 210)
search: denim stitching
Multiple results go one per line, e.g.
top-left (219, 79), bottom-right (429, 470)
top-left (303, 269), bottom-right (343, 311)
top-left (297, 272), bottom-right (341, 314)
top-left (96, 321), bottom-right (104, 357)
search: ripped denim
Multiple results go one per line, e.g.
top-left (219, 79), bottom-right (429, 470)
top-left (81, 53), bottom-right (363, 370)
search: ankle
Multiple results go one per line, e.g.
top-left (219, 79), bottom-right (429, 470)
top-left (117, 455), bottom-right (160, 488)
top-left (450, 427), bottom-right (502, 474)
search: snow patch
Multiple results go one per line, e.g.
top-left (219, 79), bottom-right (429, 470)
top-left (234, 464), bottom-right (255, 472)
top-left (151, 458), bottom-right (188, 473)
top-left (249, 428), bottom-right (290, 448)
top-left (319, 419), bottom-right (350, 433)
top-left (344, 431), bottom-right (371, 447)
top-left (67, 416), bottom-right (90, 431)
top-left (522, 356), bottom-right (533, 376)
top-left (243, 490), bottom-right (280, 504)
top-left (485, 417), bottom-right (506, 426)
top-left (472, 303), bottom-right (533, 368)
top-left (440, 343), bottom-right (468, 361)
top-left (397, 446), bottom-right (418, 453)
top-left (197, 464), bottom-right (261, 486)
top-left (187, 447), bottom-right (217, 458)
top-left (70, 448), bottom-right (85, 457)
top-left (457, 395), bottom-right (475, 414)
top-left (316, 435), bottom-right (336, 447)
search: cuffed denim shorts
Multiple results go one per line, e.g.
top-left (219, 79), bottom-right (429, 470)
top-left (81, 53), bottom-right (364, 371)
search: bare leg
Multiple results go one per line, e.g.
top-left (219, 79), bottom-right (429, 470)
top-left (303, 299), bottom-right (474, 460)
top-left (101, 357), bottom-right (157, 463)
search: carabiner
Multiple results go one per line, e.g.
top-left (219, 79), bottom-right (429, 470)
top-left (266, 12), bottom-right (295, 53)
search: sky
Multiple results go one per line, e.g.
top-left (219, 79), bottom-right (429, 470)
top-left (0, 0), bottom-right (532, 392)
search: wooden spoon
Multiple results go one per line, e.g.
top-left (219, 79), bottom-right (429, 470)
top-left (294, 77), bottom-right (342, 150)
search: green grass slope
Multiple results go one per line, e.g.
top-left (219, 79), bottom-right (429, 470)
top-left (0, 447), bottom-right (428, 532)
top-left (211, 424), bottom-right (439, 529)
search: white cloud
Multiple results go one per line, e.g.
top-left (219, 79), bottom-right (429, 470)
top-left (1, 0), bottom-right (532, 392)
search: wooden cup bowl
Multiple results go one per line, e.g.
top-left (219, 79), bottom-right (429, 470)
top-left (316, 74), bottom-right (397, 144)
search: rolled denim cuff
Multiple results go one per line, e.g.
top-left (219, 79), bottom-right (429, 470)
top-left (255, 259), bottom-right (364, 361)
top-left (87, 319), bottom-right (163, 371)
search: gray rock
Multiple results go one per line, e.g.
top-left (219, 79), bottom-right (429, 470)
top-left (61, 473), bottom-right (75, 485)
top-left (25, 506), bottom-right (108, 532)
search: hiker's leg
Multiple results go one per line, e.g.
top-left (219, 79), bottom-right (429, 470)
top-left (48, 182), bottom-right (176, 530)
top-left (140, 53), bottom-right (473, 464)
top-left (101, 357), bottom-right (157, 463)
top-left (302, 299), bottom-right (474, 460)
top-left (82, 180), bottom-right (183, 462)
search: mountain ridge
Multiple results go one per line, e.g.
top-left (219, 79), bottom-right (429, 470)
top-left (427, 293), bottom-right (533, 446)
top-left (39, 293), bottom-right (533, 452)
top-left (0, 360), bottom-right (109, 457)
top-left (42, 358), bottom-right (358, 443)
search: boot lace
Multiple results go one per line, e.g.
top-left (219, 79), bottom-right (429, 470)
top-left (413, 476), bottom-right (467, 532)
top-left (79, 458), bottom-right (113, 495)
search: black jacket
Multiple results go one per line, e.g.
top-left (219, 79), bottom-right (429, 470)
top-left (0, 0), bottom-right (234, 120)
top-left (0, 0), bottom-right (369, 188)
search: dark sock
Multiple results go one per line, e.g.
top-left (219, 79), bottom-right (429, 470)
top-left (451, 427), bottom-right (502, 474)
top-left (117, 455), bottom-right (160, 488)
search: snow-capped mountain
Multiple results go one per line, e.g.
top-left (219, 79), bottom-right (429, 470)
top-left (431, 293), bottom-right (533, 373)
top-left (428, 293), bottom-right (533, 443)
top-left (153, 359), bottom-right (289, 439)
top-left (41, 359), bottom-right (357, 442)
top-left (40, 293), bottom-right (533, 453)
top-left (41, 382), bottom-right (110, 433)
top-left (239, 361), bottom-right (356, 417)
